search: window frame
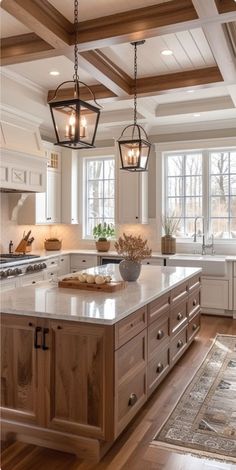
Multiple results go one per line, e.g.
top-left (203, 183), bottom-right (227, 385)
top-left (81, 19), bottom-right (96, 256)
top-left (164, 147), bottom-right (236, 242)
top-left (83, 154), bottom-right (115, 239)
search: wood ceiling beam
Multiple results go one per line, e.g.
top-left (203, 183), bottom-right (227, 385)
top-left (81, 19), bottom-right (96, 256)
top-left (1, 0), bottom-right (73, 48)
top-left (135, 67), bottom-right (223, 95)
top-left (78, 50), bottom-right (131, 96)
top-left (77, 0), bottom-right (198, 50)
top-left (47, 84), bottom-right (117, 103)
top-left (215, 0), bottom-right (236, 14)
top-left (47, 67), bottom-right (223, 104)
top-left (1, 33), bottom-right (58, 65)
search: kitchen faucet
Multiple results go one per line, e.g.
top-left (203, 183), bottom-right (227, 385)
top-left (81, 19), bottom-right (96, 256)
top-left (193, 216), bottom-right (214, 255)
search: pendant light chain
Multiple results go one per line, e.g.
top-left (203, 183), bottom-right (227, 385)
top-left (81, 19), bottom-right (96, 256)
top-left (134, 42), bottom-right (137, 126)
top-left (74, 0), bottom-right (79, 81)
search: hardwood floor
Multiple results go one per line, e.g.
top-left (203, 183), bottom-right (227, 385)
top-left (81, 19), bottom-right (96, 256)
top-left (1, 315), bottom-right (236, 470)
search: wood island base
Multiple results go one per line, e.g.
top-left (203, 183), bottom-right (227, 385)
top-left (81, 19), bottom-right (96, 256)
top-left (1, 273), bottom-right (201, 462)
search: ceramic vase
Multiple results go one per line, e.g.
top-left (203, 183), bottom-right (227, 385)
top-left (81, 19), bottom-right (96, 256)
top-left (119, 259), bottom-right (141, 281)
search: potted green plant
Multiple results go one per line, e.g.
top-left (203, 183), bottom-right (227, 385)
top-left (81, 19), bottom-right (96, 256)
top-left (161, 216), bottom-right (180, 254)
top-left (114, 233), bottom-right (152, 281)
top-left (93, 222), bottom-right (115, 252)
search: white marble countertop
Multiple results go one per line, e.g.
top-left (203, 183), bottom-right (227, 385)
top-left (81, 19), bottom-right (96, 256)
top-left (1, 248), bottom-right (235, 268)
top-left (0, 264), bottom-right (201, 325)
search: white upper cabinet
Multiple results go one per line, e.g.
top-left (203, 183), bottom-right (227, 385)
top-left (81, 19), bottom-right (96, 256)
top-left (17, 142), bottom-right (61, 225)
top-left (117, 168), bottom-right (148, 224)
top-left (61, 149), bottom-right (79, 224)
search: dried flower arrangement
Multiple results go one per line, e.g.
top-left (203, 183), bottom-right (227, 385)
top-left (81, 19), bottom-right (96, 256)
top-left (162, 215), bottom-right (180, 237)
top-left (114, 233), bottom-right (152, 262)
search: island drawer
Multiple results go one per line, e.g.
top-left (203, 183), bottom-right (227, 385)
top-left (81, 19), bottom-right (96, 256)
top-left (147, 293), bottom-right (170, 325)
top-left (70, 254), bottom-right (98, 271)
top-left (170, 327), bottom-right (187, 365)
top-left (115, 365), bottom-right (146, 437)
top-left (115, 330), bottom-right (147, 384)
top-left (188, 288), bottom-right (201, 319)
top-left (147, 346), bottom-right (169, 396)
top-left (171, 282), bottom-right (188, 306)
top-left (187, 312), bottom-right (201, 342)
top-left (148, 314), bottom-right (169, 359)
top-left (115, 306), bottom-right (147, 349)
top-left (170, 298), bottom-right (188, 335)
top-left (188, 274), bottom-right (201, 293)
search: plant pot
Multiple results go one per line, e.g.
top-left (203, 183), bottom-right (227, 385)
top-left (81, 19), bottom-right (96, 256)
top-left (119, 259), bottom-right (141, 281)
top-left (95, 240), bottom-right (110, 252)
top-left (161, 236), bottom-right (176, 255)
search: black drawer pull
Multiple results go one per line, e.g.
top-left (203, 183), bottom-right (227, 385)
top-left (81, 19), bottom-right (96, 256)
top-left (177, 313), bottom-right (183, 321)
top-left (157, 330), bottom-right (164, 340)
top-left (42, 328), bottom-right (49, 350)
top-left (192, 323), bottom-right (198, 331)
top-left (34, 326), bottom-right (42, 349)
top-left (193, 299), bottom-right (197, 306)
top-left (177, 339), bottom-right (183, 348)
top-left (128, 393), bottom-right (138, 407)
top-left (156, 363), bottom-right (164, 374)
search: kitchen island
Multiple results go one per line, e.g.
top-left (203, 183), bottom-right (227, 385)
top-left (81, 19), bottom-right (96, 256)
top-left (1, 265), bottom-right (201, 461)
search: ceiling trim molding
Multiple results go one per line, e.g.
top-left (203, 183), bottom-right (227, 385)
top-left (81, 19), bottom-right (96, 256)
top-left (0, 67), bottom-right (45, 94)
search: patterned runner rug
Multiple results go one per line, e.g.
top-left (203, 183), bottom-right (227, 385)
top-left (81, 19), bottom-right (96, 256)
top-left (152, 335), bottom-right (236, 463)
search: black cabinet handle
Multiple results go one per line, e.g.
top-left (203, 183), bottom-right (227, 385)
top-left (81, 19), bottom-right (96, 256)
top-left (128, 393), bottom-right (138, 407)
top-left (34, 326), bottom-right (42, 349)
top-left (42, 328), bottom-right (49, 350)
top-left (177, 313), bottom-right (183, 321)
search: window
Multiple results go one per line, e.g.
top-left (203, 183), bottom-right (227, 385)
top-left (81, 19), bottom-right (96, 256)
top-left (165, 148), bottom-right (236, 240)
top-left (84, 156), bottom-right (115, 238)
top-left (165, 152), bottom-right (203, 237)
top-left (210, 151), bottom-right (236, 239)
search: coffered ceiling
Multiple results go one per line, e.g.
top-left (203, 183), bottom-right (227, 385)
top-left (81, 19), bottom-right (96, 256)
top-left (1, 0), bottom-right (236, 140)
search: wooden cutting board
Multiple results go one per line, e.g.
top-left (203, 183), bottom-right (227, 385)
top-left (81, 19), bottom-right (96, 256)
top-left (58, 278), bottom-right (127, 292)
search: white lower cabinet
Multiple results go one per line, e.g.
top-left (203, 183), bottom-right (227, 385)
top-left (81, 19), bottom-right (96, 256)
top-left (1, 278), bottom-right (18, 292)
top-left (201, 278), bottom-right (229, 310)
top-left (58, 255), bottom-right (70, 276)
top-left (70, 254), bottom-right (98, 272)
top-left (20, 272), bottom-right (45, 287)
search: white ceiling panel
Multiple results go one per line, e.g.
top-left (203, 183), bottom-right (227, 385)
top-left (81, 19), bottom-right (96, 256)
top-left (6, 56), bottom-right (98, 89)
top-left (48, 0), bottom-right (169, 22)
top-left (101, 28), bottom-right (216, 78)
top-left (0, 9), bottom-right (31, 38)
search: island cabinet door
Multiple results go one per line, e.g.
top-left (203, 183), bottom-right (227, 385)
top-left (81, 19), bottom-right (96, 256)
top-left (1, 314), bottom-right (46, 426)
top-left (45, 320), bottom-right (114, 441)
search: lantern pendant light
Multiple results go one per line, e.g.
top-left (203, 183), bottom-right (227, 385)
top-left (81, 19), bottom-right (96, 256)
top-left (118, 40), bottom-right (151, 171)
top-left (48, 0), bottom-right (101, 149)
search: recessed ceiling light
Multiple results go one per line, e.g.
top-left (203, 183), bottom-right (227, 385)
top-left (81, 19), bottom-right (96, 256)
top-left (193, 113), bottom-right (201, 117)
top-left (49, 70), bottom-right (60, 76)
top-left (161, 49), bottom-right (173, 56)
top-left (187, 89), bottom-right (195, 93)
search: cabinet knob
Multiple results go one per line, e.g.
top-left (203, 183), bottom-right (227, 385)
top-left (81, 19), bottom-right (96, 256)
top-left (32, 281), bottom-right (36, 284)
top-left (157, 330), bottom-right (164, 340)
top-left (177, 339), bottom-right (183, 349)
top-left (128, 393), bottom-right (138, 407)
top-left (156, 363), bottom-right (164, 374)
top-left (57, 325), bottom-right (62, 330)
top-left (192, 323), bottom-right (198, 331)
top-left (193, 299), bottom-right (197, 306)
top-left (135, 216), bottom-right (139, 220)
top-left (177, 313), bottom-right (183, 321)
top-left (28, 322), bottom-right (33, 327)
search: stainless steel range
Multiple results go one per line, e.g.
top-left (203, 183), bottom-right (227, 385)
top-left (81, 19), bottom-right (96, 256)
top-left (0, 254), bottom-right (47, 280)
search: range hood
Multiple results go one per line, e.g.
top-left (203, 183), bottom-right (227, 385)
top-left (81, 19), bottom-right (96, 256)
top-left (0, 106), bottom-right (47, 193)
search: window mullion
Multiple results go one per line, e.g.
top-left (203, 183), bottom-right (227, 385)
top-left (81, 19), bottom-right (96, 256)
top-left (202, 150), bottom-right (209, 239)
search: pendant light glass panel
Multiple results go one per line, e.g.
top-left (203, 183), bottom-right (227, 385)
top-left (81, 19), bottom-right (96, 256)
top-left (49, 98), bottom-right (100, 149)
